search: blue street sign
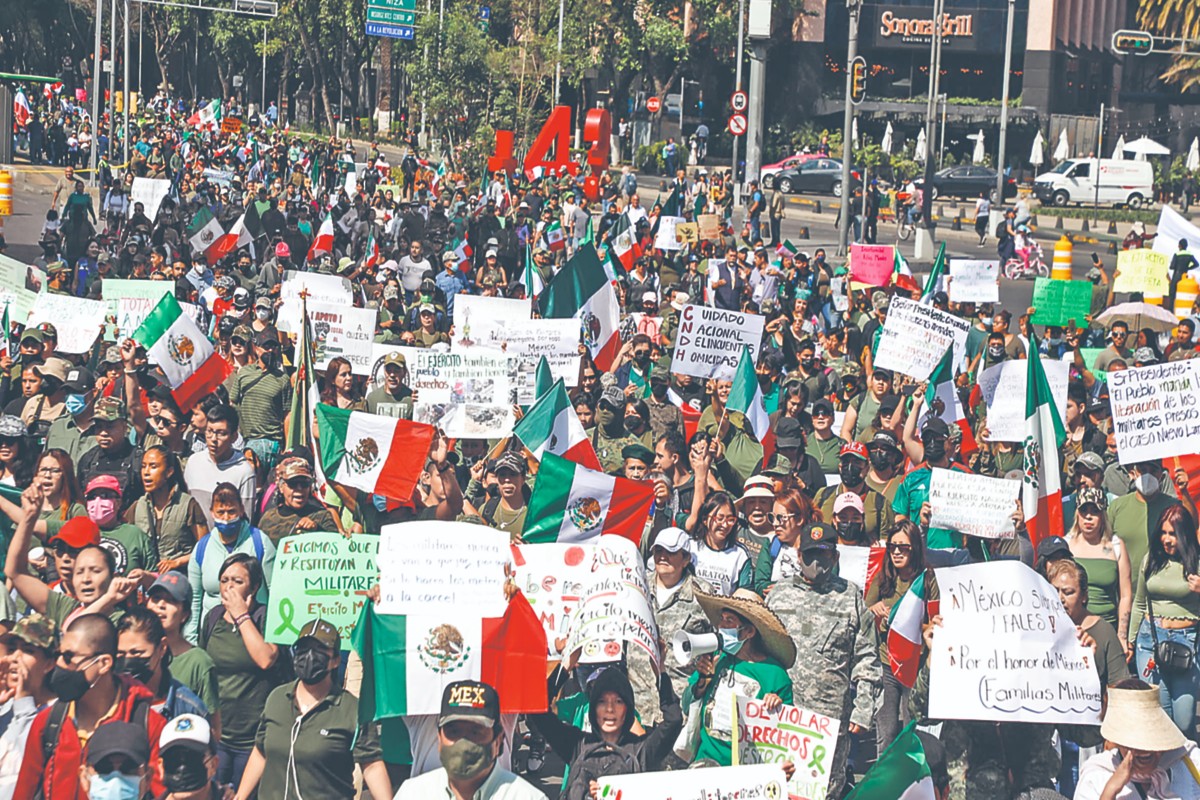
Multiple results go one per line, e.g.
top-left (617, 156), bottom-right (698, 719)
top-left (366, 21), bottom-right (414, 39)
top-left (479, 5), bottom-right (491, 18)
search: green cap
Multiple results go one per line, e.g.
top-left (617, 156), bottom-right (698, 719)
top-left (622, 442), bottom-right (654, 465)
top-left (93, 396), bottom-right (128, 422)
top-left (763, 453), bottom-right (793, 476)
top-left (3, 613), bottom-right (57, 651)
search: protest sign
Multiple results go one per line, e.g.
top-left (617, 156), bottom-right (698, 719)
top-left (26, 294), bottom-right (108, 353)
top-left (928, 468), bottom-right (1021, 539)
top-left (1109, 360), bottom-right (1200, 464)
top-left (654, 216), bottom-right (685, 251)
top-left (829, 276), bottom-right (849, 312)
top-left (264, 533), bottom-right (378, 646)
top-left (307, 302), bottom-right (377, 375)
top-left (873, 297), bottom-right (970, 381)
top-left (948, 259), bottom-right (999, 303)
top-left (563, 535), bottom-right (660, 670)
top-left (201, 168), bottom-right (234, 187)
top-left (0, 256), bottom-right (38, 322)
top-left (410, 350), bottom-right (514, 438)
top-left (672, 304), bottom-right (765, 379)
top-left (978, 359), bottom-right (1069, 442)
top-left (676, 222), bottom-right (699, 244)
top-left (454, 296), bottom-right (581, 397)
top-left (102, 279), bottom-right (172, 336)
top-left (454, 295), bottom-right (533, 347)
top-left (1154, 205), bottom-right (1200, 260)
top-left (698, 214), bottom-right (722, 241)
top-left (220, 116), bottom-right (243, 134)
top-left (1030, 278), bottom-right (1092, 327)
top-left (511, 542), bottom-right (598, 656)
top-left (849, 244), bottom-right (894, 287)
top-left (128, 177), bottom-right (171, 220)
top-left (366, 343), bottom-right (421, 392)
top-left (1114, 249), bottom-right (1170, 296)
top-left (929, 561), bottom-right (1102, 725)
top-left (598, 764), bottom-right (788, 799)
top-left (375, 522), bottom-right (509, 616)
top-left (735, 697), bottom-right (841, 800)
top-left (278, 270), bottom-right (354, 333)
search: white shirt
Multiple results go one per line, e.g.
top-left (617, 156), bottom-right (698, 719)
top-left (687, 538), bottom-right (749, 596)
top-left (1076, 744), bottom-right (1200, 799)
top-left (395, 766), bottom-right (547, 800)
top-left (405, 714), bottom-right (518, 778)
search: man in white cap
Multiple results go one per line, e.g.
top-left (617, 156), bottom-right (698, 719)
top-left (737, 476), bottom-right (776, 564)
top-left (158, 713), bottom-right (223, 798)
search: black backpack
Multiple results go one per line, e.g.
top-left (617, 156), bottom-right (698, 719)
top-left (563, 741), bottom-right (641, 800)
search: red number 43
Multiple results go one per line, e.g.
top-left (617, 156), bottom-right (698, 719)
top-left (487, 106), bottom-right (612, 201)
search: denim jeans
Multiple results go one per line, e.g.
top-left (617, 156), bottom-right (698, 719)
top-left (875, 667), bottom-right (912, 757)
top-left (1135, 618), bottom-right (1200, 732)
top-left (217, 744), bottom-right (252, 788)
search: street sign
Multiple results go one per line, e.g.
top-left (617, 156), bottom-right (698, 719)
top-left (479, 5), bottom-right (491, 19)
top-left (365, 21), bottom-right (415, 39)
top-left (646, 96), bottom-right (661, 114)
top-left (728, 113), bottom-right (747, 137)
top-left (850, 56), bottom-right (867, 105)
top-left (368, 0), bottom-right (417, 10)
top-left (1111, 29), bottom-right (1154, 56)
top-left (730, 90), bottom-right (748, 113)
top-left (367, 7), bottom-right (416, 25)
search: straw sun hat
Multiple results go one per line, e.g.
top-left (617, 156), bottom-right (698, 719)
top-left (1101, 685), bottom-right (1188, 752)
top-left (694, 587), bottom-right (797, 669)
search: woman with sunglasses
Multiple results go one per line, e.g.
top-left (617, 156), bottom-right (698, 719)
top-left (0, 415), bottom-right (34, 488)
top-left (0, 449), bottom-right (85, 552)
top-left (865, 520), bottom-right (925, 753)
top-left (144, 400), bottom-right (197, 465)
top-left (1066, 487), bottom-right (1132, 656)
top-left (125, 446), bottom-right (207, 574)
top-left (752, 489), bottom-right (819, 594)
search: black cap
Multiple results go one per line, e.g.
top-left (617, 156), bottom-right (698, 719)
top-left (774, 417), bottom-right (805, 449)
top-left (812, 398), bottom-right (834, 417)
top-left (921, 417), bottom-right (950, 438)
top-left (253, 330), bottom-right (279, 348)
top-left (799, 522), bottom-right (837, 552)
top-left (62, 366), bottom-right (95, 394)
top-left (1036, 536), bottom-right (1072, 568)
top-left (871, 367), bottom-right (893, 381)
top-left (439, 680), bottom-right (500, 730)
top-left (879, 395), bottom-right (901, 416)
top-left (86, 721), bottom-right (150, 767)
top-left (870, 430), bottom-right (901, 452)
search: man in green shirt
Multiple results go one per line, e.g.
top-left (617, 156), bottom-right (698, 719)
top-left (364, 352), bottom-right (414, 419)
top-left (805, 398), bottom-right (844, 473)
top-left (892, 418), bottom-right (970, 553)
top-left (44, 364), bottom-right (99, 463)
top-left (224, 331), bottom-right (291, 476)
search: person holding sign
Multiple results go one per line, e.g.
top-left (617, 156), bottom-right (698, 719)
top-left (1065, 487), bottom-right (1133, 652)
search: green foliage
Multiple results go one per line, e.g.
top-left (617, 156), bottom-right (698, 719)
top-left (636, 140), bottom-right (691, 175)
top-left (1038, 205), bottom-right (1161, 225)
top-left (890, 156), bottom-right (923, 183)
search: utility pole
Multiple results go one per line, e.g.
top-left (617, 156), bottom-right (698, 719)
top-left (261, 26), bottom-right (267, 112)
top-left (1093, 102), bottom-right (1105, 220)
top-left (553, 0), bottom-right (565, 104)
top-left (123, 0), bottom-right (130, 164)
top-left (837, 0), bottom-right (860, 256)
top-left (138, 2), bottom-right (143, 97)
top-left (90, 0), bottom-right (104, 186)
top-left (731, 0), bottom-right (746, 195)
top-left (995, 0), bottom-right (1015, 207)
top-left (109, 0), bottom-right (117, 136)
top-left (916, 0), bottom-right (944, 258)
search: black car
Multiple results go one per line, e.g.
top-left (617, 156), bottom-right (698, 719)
top-left (773, 158), bottom-right (862, 198)
top-left (919, 165), bottom-right (1018, 202)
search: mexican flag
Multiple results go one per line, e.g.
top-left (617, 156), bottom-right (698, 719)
top-left (532, 355), bottom-right (554, 401)
top-left (775, 239), bottom-right (799, 259)
top-left (286, 294), bottom-right (316, 453)
top-left (845, 721), bottom-right (935, 800)
top-left (920, 242), bottom-right (947, 304)
top-left (187, 98), bottom-right (221, 129)
top-left (314, 404), bottom-right (435, 503)
top-left (523, 452), bottom-right (655, 545)
top-left (206, 212), bottom-right (254, 265)
top-left (538, 244), bottom-right (621, 371)
top-left (886, 572), bottom-right (930, 689)
top-left (609, 213), bottom-right (636, 274)
top-left (187, 207), bottom-right (225, 265)
top-left (668, 388), bottom-right (702, 442)
top-left (133, 294), bottom-right (232, 411)
top-left (12, 90), bottom-right (30, 128)
top-left (307, 212), bottom-right (335, 261)
top-left (543, 220), bottom-right (565, 252)
top-left (363, 229), bottom-right (380, 270)
top-left (514, 379), bottom-right (601, 471)
top-left (522, 245), bottom-right (545, 299)
top-left (924, 345), bottom-right (976, 456)
top-left (454, 240), bottom-right (474, 273)
top-left (1023, 340), bottom-right (1066, 550)
top-left (352, 594), bottom-right (548, 719)
top-left (892, 246), bottom-right (919, 294)
top-left (726, 345), bottom-right (773, 458)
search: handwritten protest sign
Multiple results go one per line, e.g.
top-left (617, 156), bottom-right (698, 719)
top-left (102, 279), bottom-right (172, 336)
top-left (454, 295), bottom-right (532, 346)
top-left (511, 543), bottom-right (597, 656)
top-left (676, 222), bottom-right (699, 244)
top-left (278, 270), bottom-right (354, 333)
top-left (735, 698), bottom-right (840, 800)
top-left (672, 304), bottom-right (765, 379)
top-left (1109, 360), bottom-right (1200, 464)
top-left (306, 302), bottom-right (376, 375)
top-left (1030, 278), bottom-right (1092, 327)
top-left (1115, 249), bottom-right (1170, 296)
top-left (928, 468), bottom-right (1021, 539)
top-left (220, 116), bottom-right (243, 134)
top-left (375, 522), bottom-right (509, 616)
top-left (264, 533), bottom-right (378, 646)
top-left (698, 214), bottom-right (722, 241)
top-left (654, 216), bottom-right (684, 251)
top-left (26, 294), bottom-right (109, 353)
top-left (978, 359), bottom-right (1069, 442)
top-left (849, 244), bottom-right (894, 287)
top-left (598, 764), bottom-right (789, 799)
top-left (873, 297), bottom-right (970, 381)
top-left (128, 177), bottom-right (171, 220)
top-left (0, 256), bottom-right (39, 322)
top-left (929, 561), bottom-right (1102, 725)
top-left (948, 259), bottom-right (999, 303)
top-left (564, 535), bottom-right (660, 670)
top-left (410, 350), bottom-right (514, 438)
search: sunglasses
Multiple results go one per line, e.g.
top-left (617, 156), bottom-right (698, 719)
top-left (151, 415), bottom-right (179, 427)
top-left (285, 478), bottom-right (313, 490)
top-left (768, 513), bottom-right (796, 526)
top-left (887, 543), bottom-right (913, 554)
top-left (52, 541), bottom-right (84, 557)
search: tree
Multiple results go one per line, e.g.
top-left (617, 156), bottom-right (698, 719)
top-left (1137, 0), bottom-right (1200, 89)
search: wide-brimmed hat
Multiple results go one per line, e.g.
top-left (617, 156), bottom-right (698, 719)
top-left (694, 587), bottom-right (797, 669)
top-left (1101, 685), bottom-right (1187, 752)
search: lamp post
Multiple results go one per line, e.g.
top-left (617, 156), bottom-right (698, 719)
top-left (836, 0), bottom-right (860, 256)
top-left (995, 0), bottom-right (1015, 207)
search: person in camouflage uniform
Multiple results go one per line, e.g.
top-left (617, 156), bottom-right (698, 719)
top-left (766, 521), bottom-right (881, 798)
top-left (257, 457), bottom-right (339, 544)
top-left (591, 383), bottom-right (643, 475)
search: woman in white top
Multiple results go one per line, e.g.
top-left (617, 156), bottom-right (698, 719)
top-left (686, 491), bottom-right (751, 596)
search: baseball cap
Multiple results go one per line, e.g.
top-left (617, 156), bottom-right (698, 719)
top-left (275, 241), bottom-right (291, 258)
top-left (50, 517), bottom-right (101, 549)
top-left (1075, 451), bottom-right (1106, 473)
top-left (86, 474), bottom-right (123, 497)
top-left (1077, 486), bottom-right (1108, 512)
top-left (870, 430), bottom-right (901, 452)
top-left (254, 296), bottom-right (272, 309)
top-left (86, 721), bottom-right (150, 767)
top-left (382, 351), bottom-right (407, 368)
top-left (1, 613), bottom-right (57, 651)
top-left (296, 618), bottom-right (341, 652)
top-left (739, 476), bottom-right (775, 502)
top-left (879, 395), bottom-right (901, 417)
top-left (812, 398), bottom-right (835, 417)
top-left (442, 251), bottom-right (457, 263)
top-left (253, 330), bottom-right (279, 348)
top-left (439, 680), bottom-right (500, 730)
top-left (763, 453), bottom-right (793, 476)
top-left (921, 417), bottom-right (951, 438)
top-left (276, 457), bottom-right (314, 482)
top-left (102, 346), bottom-right (123, 365)
top-left (159, 714), bottom-right (213, 755)
top-left (494, 451), bottom-right (527, 475)
top-left (93, 396), bottom-right (128, 422)
top-left (419, 303), bottom-right (436, 314)
top-left (0, 416), bottom-right (26, 438)
top-left (839, 441), bottom-right (869, 461)
top-left (486, 249), bottom-right (498, 258)
top-left (1036, 535), bottom-right (1072, 568)
top-left (871, 291), bottom-right (890, 311)
top-left (149, 570), bottom-right (192, 607)
top-left (600, 384), bottom-right (625, 409)
top-left (799, 522), bottom-right (837, 552)
top-left (833, 492), bottom-right (865, 515)
top-left (19, 329), bottom-right (44, 344)
top-left (651, 526), bottom-right (690, 554)
top-left (774, 417), bottom-right (804, 449)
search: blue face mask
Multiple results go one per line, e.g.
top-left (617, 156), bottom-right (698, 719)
top-left (213, 518), bottom-right (242, 538)
top-left (89, 771), bottom-right (141, 800)
top-left (718, 626), bottom-right (745, 655)
top-left (371, 494), bottom-right (389, 512)
top-left (65, 393), bottom-right (88, 416)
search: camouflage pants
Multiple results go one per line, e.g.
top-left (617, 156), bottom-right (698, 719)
top-left (942, 721), bottom-right (1059, 800)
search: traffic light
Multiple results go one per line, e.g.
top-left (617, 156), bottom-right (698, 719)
top-left (1112, 30), bottom-right (1154, 56)
top-left (850, 56), bottom-right (867, 105)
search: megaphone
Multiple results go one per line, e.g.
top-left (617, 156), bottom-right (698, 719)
top-left (672, 630), bottom-right (720, 666)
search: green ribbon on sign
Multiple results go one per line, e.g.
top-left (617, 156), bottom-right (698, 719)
top-left (273, 598), bottom-right (302, 637)
top-left (809, 745), bottom-right (826, 774)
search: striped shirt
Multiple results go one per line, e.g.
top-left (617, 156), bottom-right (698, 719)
top-left (224, 364), bottom-right (292, 441)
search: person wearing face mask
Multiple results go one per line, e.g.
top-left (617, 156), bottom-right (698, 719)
top-left (116, 606), bottom-right (208, 723)
top-left (156, 714), bottom-right (225, 800)
top-left (766, 521), bottom-right (881, 799)
top-left (614, 334), bottom-right (655, 393)
top-left (864, 430), bottom-right (905, 504)
top-left (814, 442), bottom-right (893, 543)
top-left (893, 417), bottom-right (974, 554)
top-left (76, 397), bottom-right (143, 510)
top-left (0, 614), bottom-right (58, 797)
top-left (86, 475), bottom-right (155, 575)
top-left (973, 331), bottom-right (1009, 375)
top-left (14, 614), bottom-right (168, 799)
top-left (223, 331), bottom-right (289, 481)
top-left (591, 384), bottom-right (642, 476)
top-left (248, 297), bottom-right (279, 346)
top-left (644, 357), bottom-right (684, 442)
top-left (1109, 461), bottom-right (1191, 588)
top-left (232, 619), bottom-right (391, 800)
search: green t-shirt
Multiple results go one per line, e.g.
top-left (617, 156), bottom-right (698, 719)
top-left (42, 590), bottom-right (125, 628)
top-left (169, 645), bottom-right (221, 714)
top-left (892, 466), bottom-right (965, 550)
top-left (805, 434), bottom-right (844, 473)
top-left (202, 612), bottom-right (283, 749)
top-left (1108, 492), bottom-right (1181, 588)
top-left (687, 655), bottom-right (793, 766)
top-left (101, 523), bottom-right (155, 574)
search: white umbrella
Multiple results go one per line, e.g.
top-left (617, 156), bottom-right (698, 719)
top-left (971, 129), bottom-right (986, 164)
top-left (852, 117), bottom-right (859, 148)
top-left (1123, 135), bottom-right (1171, 158)
top-left (881, 121), bottom-right (894, 155)
top-left (1188, 137), bottom-right (1200, 172)
top-left (1092, 301), bottom-right (1180, 333)
top-left (1029, 130), bottom-right (1045, 167)
top-left (915, 128), bottom-right (927, 162)
top-left (1053, 128), bottom-right (1070, 161)
top-left (1112, 135), bottom-right (1126, 160)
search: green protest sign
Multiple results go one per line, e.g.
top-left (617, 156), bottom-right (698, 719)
top-left (264, 532), bottom-right (379, 646)
top-left (1031, 278), bottom-right (1092, 327)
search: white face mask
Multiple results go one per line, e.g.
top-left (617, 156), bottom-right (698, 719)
top-left (192, 264), bottom-right (205, 276)
top-left (1134, 473), bottom-right (1161, 497)
top-left (255, 309), bottom-right (271, 321)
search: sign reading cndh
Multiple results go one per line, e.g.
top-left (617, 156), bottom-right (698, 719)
top-left (876, 8), bottom-right (976, 49)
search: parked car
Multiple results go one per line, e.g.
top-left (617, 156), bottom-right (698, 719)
top-left (761, 153), bottom-right (821, 189)
top-left (1033, 158), bottom-right (1154, 209)
top-left (917, 166), bottom-right (1018, 202)
top-left (773, 158), bottom-right (861, 197)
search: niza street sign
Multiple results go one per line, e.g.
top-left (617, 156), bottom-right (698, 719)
top-left (367, 7), bottom-right (416, 25)
top-left (368, 0), bottom-right (417, 10)
top-left (366, 21), bottom-right (415, 39)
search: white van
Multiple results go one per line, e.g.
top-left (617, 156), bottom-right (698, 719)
top-left (1032, 158), bottom-right (1154, 209)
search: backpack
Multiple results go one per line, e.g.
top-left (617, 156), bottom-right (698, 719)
top-left (35, 695), bottom-right (153, 800)
top-left (194, 526), bottom-right (265, 571)
top-left (564, 741), bottom-right (641, 800)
